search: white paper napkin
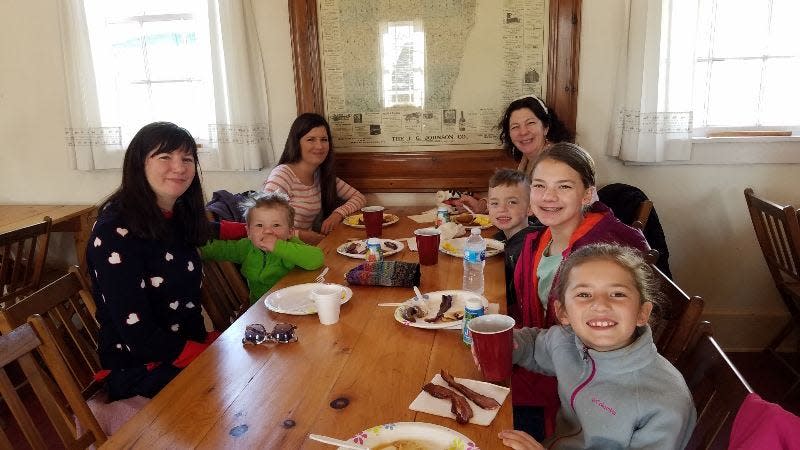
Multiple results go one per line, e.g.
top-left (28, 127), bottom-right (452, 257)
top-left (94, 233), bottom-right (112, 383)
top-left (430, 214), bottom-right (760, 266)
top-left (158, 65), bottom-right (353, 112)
top-left (408, 208), bottom-right (437, 223)
top-left (404, 237), bottom-right (418, 251)
top-left (409, 373), bottom-right (510, 426)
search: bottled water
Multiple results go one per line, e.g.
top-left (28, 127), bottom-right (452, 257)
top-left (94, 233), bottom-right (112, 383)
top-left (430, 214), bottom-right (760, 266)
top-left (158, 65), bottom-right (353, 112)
top-left (462, 227), bottom-right (486, 294)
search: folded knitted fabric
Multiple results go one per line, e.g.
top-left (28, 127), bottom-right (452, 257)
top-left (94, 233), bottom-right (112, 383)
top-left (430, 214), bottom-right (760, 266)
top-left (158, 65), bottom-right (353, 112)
top-left (345, 261), bottom-right (421, 287)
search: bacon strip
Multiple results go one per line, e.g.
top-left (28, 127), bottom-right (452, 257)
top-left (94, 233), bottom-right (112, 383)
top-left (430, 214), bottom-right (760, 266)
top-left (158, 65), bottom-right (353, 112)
top-left (422, 383), bottom-right (473, 424)
top-left (440, 370), bottom-right (500, 410)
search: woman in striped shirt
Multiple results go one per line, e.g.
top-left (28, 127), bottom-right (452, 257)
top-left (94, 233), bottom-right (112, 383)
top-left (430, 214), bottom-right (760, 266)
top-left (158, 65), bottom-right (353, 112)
top-left (262, 113), bottom-right (366, 244)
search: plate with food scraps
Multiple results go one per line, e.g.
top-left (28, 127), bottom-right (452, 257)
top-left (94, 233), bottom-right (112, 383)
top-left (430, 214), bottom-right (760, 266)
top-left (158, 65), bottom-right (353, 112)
top-left (336, 239), bottom-right (405, 259)
top-left (262, 282), bottom-right (352, 315)
top-left (339, 421), bottom-right (477, 450)
top-left (342, 213), bottom-right (401, 229)
top-left (450, 213), bottom-right (494, 229)
top-left (393, 290), bottom-right (488, 329)
top-left (439, 237), bottom-right (505, 258)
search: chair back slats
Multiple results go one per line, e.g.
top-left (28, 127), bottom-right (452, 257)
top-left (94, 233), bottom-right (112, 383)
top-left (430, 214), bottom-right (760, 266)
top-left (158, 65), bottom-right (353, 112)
top-left (650, 260), bottom-right (705, 363)
top-left (745, 188), bottom-right (800, 283)
top-left (0, 321), bottom-right (104, 449)
top-left (678, 322), bottom-right (753, 450)
top-left (0, 217), bottom-right (52, 304)
top-left (0, 271), bottom-right (102, 397)
top-left (632, 199), bottom-right (653, 230)
top-left (200, 260), bottom-right (250, 331)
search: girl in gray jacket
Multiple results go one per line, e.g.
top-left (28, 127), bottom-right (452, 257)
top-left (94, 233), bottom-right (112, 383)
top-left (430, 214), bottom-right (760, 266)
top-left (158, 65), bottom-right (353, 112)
top-left (499, 243), bottom-right (696, 449)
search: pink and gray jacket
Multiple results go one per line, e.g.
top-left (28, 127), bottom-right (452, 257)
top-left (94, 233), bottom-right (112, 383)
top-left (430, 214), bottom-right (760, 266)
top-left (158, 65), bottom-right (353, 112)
top-left (512, 325), bottom-right (696, 449)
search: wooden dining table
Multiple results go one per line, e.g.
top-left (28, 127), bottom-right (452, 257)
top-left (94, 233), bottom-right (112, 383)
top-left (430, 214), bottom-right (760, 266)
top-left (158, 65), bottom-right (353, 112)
top-left (104, 207), bottom-right (512, 449)
top-left (0, 204), bottom-right (97, 270)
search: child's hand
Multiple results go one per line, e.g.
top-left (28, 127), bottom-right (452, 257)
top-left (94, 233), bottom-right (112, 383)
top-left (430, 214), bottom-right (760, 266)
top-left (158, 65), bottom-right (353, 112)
top-left (253, 234), bottom-right (279, 252)
top-left (453, 195), bottom-right (484, 214)
top-left (320, 212), bottom-right (344, 235)
top-left (498, 430), bottom-right (544, 450)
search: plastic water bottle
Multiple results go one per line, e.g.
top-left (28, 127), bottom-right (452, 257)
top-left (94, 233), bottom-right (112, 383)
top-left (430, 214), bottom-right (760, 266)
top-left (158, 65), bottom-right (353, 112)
top-left (462, 227), bottom-right (486, 294)
top-left (462, 297), bottom-right (485, 345)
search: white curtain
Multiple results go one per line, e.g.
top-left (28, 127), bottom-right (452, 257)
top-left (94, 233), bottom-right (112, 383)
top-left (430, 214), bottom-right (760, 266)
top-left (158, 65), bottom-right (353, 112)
top-left (607, 0), bottom-right (697, 163)
top-left (58, 0), bottom-right (272, 171)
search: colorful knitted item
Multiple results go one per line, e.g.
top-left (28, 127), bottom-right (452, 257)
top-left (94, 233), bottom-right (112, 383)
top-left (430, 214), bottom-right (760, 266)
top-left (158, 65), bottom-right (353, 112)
top-left (345, 261), bottom-right (421, 287)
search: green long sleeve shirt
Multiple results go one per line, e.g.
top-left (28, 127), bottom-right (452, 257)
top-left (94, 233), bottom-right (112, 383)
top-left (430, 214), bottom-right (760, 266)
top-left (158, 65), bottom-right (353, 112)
top-left (200, 237), bottom-right (324, 304)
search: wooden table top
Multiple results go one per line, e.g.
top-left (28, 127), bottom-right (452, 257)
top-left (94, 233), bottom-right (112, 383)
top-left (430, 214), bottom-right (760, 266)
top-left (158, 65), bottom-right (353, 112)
top-left (0, 204), bottom-right (97, 233)
top-left (103, 207), bottom-right (512, 449)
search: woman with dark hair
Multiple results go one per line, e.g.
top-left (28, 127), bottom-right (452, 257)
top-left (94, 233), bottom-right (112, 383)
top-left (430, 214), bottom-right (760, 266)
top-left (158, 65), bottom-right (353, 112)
top-left (262, 113), bottom-right (365, 245)
top-left (454, 96), bottom-right (574, 214)
top-left (87, 122), bottom-right (218, 400)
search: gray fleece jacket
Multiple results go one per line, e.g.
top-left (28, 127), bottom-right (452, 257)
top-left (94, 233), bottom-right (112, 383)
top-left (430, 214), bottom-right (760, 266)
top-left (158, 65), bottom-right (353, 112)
top-left (512, 325), bottom-right (696, 449)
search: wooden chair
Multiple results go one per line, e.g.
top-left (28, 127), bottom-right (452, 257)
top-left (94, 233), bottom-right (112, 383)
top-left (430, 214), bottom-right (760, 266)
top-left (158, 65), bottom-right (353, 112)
top-left (677, 322), bottom-right (754, 450)
top-left (744, 187), bottom-right (800, 395)
top-left (632, 199), bottom-right (653, 230)
top-left (0, 321), bottom-right (105, 449)
top-left (649, 250), bottom-right (705, 363)
top-left (0, 270), bottom-right (101, 399)
top-left (0, 217), bottom-right (52, 307)
top-left (200, 260), bottom-right (250, 331)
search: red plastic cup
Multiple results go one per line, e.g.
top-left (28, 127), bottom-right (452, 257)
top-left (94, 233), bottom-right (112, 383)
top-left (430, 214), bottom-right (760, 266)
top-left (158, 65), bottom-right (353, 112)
top-left (361, 206), bottom-right (385, 238)
top-left (414, 228), bottom-right (441, 265)
top-left (468, 314), bottom-right (516, 382)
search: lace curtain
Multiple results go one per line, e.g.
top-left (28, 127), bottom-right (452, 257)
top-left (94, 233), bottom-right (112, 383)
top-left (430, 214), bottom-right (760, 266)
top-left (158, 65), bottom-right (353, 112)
top-left (607, 0), bottom-right (697, 163)
top-left (59, 0), bottom-right (272, 171)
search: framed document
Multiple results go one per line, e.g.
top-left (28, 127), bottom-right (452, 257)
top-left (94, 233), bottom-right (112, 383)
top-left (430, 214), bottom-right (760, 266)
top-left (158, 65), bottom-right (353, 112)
top-left (289, 0), bottom-right (580, 192)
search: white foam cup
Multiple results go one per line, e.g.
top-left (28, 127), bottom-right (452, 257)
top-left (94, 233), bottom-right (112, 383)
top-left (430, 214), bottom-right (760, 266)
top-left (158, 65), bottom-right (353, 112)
top-left (312, 285), bottom-right (342, 325)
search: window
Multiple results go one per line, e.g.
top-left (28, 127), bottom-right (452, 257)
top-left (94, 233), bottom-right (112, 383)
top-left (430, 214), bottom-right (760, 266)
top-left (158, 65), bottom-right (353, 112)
top-left (84, 0), bottom-right (215, 146)
top-left (691, 0), bottom-right (800, 135)
top-left (380, 21), bottom-right (425, 109)
top-left (62, 0), bottom-right (272, 171)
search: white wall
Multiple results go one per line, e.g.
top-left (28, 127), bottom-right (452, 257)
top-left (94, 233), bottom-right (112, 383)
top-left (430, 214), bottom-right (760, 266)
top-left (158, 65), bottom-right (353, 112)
top-left (0, 0), bottom-right (296, 205)
top-left (578, 0), bottom-right (799, 350)
top-left (2, 0), bottom-right (797, 349)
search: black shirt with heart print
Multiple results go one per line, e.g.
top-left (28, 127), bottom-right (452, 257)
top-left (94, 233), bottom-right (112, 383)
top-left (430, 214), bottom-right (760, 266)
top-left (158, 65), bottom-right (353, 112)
top-left (87, 203), bottom-right (206, 370)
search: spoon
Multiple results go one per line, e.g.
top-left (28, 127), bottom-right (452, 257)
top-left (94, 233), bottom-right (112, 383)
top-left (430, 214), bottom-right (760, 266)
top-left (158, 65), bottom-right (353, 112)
top-left (309, 434), bottom-right (369, 450)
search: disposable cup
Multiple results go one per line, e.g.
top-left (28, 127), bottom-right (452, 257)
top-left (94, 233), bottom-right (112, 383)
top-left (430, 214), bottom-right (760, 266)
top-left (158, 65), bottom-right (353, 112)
top-left (361, 206), bottom-right (385, 238)
top-left (468, 314), bottom-right (516, 381)
top-left (312, 285), bottom-right (342, 325)
top-left (414, 228), bottom-right (441, 265)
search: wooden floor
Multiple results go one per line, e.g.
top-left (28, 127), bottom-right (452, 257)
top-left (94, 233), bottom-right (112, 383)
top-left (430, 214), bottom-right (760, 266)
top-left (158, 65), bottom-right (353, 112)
top-left (728, 351), bottom-right (800, 416)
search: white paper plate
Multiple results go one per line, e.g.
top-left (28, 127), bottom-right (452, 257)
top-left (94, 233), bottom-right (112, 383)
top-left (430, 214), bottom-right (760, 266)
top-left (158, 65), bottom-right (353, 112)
top-left (393, 290), bottom-right (488, 329)
top-left (439, 237), bottom-right (505, 258)
top-left (262, 283), bottom-right (352, 315)
top-left (342, 213), bottom-right (400, 229)
top-left (336, 239), bottom-right (405, 259)
top-left (340, 422), bottom-right (478, 450)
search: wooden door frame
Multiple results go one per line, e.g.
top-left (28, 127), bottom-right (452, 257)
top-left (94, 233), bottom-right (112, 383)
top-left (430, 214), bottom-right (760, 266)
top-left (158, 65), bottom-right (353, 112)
top-left (288, 0), bottom-right (581, 193)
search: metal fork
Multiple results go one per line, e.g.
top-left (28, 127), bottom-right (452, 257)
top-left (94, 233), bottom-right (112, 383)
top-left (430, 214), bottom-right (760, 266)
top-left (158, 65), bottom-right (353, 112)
top-left (314, 266), bottom-right (329, 283)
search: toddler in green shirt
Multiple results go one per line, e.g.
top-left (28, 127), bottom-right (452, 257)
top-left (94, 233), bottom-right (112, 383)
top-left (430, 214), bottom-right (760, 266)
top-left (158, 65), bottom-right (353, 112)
top-left (201, 192), bottom-right (324, 304)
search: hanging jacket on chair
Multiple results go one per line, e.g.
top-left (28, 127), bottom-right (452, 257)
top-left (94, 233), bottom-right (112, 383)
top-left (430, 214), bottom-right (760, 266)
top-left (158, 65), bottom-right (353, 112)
top-left (598, 183), bottom-right (672, 278)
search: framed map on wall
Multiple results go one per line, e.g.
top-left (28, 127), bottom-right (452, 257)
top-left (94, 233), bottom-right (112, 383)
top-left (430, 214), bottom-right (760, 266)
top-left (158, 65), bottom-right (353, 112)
top-left (317, 0), bottom-right (547, 151)
top-left (288, 0), bottom-right (580, 192)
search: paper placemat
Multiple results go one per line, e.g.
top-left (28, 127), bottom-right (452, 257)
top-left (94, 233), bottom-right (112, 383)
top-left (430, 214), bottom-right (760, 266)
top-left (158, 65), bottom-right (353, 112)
top-left (409, 373), bottom-right (510, 426)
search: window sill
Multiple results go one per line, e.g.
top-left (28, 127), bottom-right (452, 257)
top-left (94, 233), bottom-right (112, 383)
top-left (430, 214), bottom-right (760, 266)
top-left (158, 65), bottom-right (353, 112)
top-left (624, 136), bottom-right (800, 165)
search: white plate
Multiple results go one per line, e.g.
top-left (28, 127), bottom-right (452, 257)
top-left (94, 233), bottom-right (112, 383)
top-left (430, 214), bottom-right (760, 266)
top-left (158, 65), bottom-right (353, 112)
top-left (340, 422), bottom-right (478, 450)
top-left (336, 239), bottom-right (405, 259)
top-left (450, 213), bottom-right (494, 229)
top-left (393, 290), bottom-right (489, 329)
top-left (262, 283), bottom-right (352, 315)
top-left (439, 237), bottom-right (505, 258)
top-left (342, 213), bottom-right (401, 229)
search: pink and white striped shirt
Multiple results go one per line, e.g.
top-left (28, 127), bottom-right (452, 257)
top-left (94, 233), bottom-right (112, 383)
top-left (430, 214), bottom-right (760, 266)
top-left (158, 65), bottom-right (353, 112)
top-left (262, 164), bottom-right (366, 230)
